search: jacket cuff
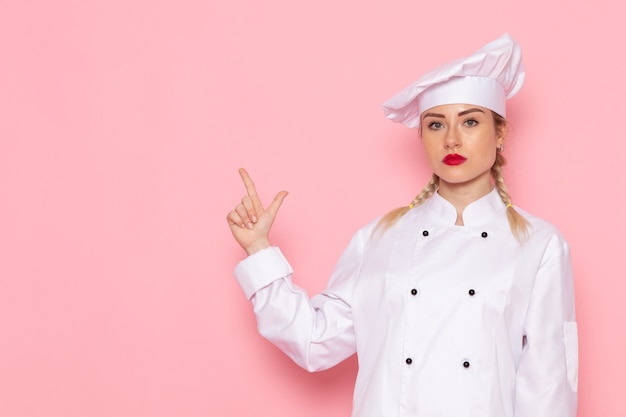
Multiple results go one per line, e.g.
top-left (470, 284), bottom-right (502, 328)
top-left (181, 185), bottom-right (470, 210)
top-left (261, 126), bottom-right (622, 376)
top-left (234, 246), bottom-right (293, 299)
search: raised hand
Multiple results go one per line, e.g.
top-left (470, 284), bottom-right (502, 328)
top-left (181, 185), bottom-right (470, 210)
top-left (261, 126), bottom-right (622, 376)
top-left (226, 168), bottom-right (288, 255)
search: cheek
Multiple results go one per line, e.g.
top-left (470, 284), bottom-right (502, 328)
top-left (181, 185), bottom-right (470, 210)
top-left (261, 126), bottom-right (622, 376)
top-left (485, 152), bottom-right (497, 168)
top-left (421, 141), bottom-right (441, 166)
top-left (475, 133), bottom-right (499, 159)
top-left (477, 148), bottom-right (498, 174)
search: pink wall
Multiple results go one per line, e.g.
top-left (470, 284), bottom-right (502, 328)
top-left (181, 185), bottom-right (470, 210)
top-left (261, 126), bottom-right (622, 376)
top-left (1, 1), bottom-right (622, 416)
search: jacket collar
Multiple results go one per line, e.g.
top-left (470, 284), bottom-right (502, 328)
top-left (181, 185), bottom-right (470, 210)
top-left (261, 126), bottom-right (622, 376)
top-left (423, 188), bottom-right (507, 227)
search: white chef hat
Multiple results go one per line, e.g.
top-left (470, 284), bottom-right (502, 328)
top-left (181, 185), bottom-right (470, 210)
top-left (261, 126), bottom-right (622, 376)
top-left (382, 33), bottom-right (525, 128)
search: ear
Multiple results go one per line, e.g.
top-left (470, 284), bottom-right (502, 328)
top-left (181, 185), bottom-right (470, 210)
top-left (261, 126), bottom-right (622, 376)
top-left (496, 123), bottom-right (507, 145)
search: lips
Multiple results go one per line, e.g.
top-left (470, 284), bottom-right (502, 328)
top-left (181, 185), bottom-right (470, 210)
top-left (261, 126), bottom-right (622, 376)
top-left (442, 154), bottom-right (467, 165)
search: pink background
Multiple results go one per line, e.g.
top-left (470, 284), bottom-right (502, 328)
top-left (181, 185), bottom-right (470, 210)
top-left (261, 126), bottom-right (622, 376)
top-left (1, 1), bottom-right (623, 416)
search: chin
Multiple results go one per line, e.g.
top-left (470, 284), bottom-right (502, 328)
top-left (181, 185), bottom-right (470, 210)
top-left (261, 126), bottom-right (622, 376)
top-left (437, 173), bottom-right (493, 189)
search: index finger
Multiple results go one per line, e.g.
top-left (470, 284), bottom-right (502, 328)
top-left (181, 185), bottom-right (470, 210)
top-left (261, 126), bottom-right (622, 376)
top-left (238, 168), bottom-right (259, 199)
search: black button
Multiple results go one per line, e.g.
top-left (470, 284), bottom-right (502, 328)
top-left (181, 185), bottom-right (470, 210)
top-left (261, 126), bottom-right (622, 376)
top-left (481, 232), bottom-right (488, 238)
top-left (422, 230), bottom-right (429, 237)
top-left (468, 289), bottom-right (475, 296)
top-left (406, 358), bottom-right (413, 365)
top-left (410, 288), bottom-right (418, 296)
top-left (463, 361), bottom-right (470, 368)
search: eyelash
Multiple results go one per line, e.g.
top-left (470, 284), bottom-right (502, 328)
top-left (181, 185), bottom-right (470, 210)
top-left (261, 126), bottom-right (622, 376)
top-left (426, 118), bottom-right (479, 130)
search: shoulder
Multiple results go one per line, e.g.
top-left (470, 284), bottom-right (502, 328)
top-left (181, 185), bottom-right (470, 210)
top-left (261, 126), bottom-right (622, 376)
top-left (352, 214), bottom-right (386, 243)
top-left (347, 209), bottom-right (413, 251)
top-left (515, 206), bottom-right (570, 252)
top-left (516, 206), bottom-right (563, 235)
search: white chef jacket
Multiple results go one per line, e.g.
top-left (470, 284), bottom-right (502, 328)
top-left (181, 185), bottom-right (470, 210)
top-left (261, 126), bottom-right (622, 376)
top-left (235, 189), bottom-right (578, 417)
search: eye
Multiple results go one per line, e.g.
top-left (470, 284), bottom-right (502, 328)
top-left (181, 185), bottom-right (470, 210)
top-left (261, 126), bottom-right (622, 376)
top-left (427, 121), bottom-right (444, 130)
top-left (464, 118), bottom-right (479, 127)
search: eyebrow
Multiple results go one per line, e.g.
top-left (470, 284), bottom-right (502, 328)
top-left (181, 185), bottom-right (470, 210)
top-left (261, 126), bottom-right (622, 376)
top-left (459, 108), bottom-right (485, 116)
top-left (421, 107), bottom-right (485, 120)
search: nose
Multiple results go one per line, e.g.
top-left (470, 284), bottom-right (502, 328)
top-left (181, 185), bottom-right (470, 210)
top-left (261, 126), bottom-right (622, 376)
top-left (444, 126), bottom-right (461, 149)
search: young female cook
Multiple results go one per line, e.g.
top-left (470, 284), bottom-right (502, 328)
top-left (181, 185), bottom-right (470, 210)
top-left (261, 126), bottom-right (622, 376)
top-left (227, 33), bottom-right (578, 417)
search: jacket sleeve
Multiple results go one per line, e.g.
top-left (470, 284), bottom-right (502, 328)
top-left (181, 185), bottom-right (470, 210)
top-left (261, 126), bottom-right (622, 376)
top-left (515, 233), bottom-right (578, 416)
top-left (234, 232), bottom-right (364, 372)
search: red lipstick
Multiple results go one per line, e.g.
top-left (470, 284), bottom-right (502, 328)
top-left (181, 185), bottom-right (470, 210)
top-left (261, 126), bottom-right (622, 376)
top-left (442, 154), bottom-right (467, 166)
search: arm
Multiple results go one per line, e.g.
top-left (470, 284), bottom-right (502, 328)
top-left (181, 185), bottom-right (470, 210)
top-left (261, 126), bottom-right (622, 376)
top-left (234, 232), bottom-right (362, 372)
top-left (228, 168), bottom-right (359, 371)
top-left (515, 233), bottom-right (578, 416)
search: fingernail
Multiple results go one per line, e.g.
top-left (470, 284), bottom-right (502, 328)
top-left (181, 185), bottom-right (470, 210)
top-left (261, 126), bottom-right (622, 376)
top-left (252, 216), bottom-right (257, 222)
top-left (247, 222), bottom-right (254, 229)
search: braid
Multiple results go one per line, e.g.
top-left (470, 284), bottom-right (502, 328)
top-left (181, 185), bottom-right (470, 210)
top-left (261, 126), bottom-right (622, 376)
top-left (491, 152), bottom-right (530, 241)
top-left (375, 174), bottom-right (440, 235)
top-left (491, 153), bottom-right (512, 205)
top-left (409, 174), bottom-right (440, 209)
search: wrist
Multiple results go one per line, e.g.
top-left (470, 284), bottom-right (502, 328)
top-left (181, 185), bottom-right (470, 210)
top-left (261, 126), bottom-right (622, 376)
top-left (245, 239), bottom-right (271, 256)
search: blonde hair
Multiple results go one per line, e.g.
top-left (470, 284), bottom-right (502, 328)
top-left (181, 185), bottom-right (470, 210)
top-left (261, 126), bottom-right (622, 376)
top-left (376, 112), bottom-right (530, 241)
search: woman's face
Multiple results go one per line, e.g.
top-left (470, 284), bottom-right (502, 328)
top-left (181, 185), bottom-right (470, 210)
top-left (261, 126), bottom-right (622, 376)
top-left (420, 103), bottom-right (504, 192)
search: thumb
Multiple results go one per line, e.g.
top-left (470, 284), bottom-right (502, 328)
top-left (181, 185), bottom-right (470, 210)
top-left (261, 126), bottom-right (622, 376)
top-left (266, 191), bottom-right (288, 218)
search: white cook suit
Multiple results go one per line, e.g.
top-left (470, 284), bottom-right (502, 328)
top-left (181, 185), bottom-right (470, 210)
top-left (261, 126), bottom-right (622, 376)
top-left (235, 189), bottom-right (578, 417)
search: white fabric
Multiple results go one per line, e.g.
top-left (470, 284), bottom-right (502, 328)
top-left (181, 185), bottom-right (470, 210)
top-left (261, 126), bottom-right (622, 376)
top-left (418, 76), bottom-right (505, 120)
top-left (383, 33), bottom-right (525, 128)
top-left (235, 189), bottom-right (577, 417)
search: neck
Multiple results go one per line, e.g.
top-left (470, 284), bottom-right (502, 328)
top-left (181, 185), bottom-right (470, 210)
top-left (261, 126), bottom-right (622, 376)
top-left (437, 176), bottom-right (493, 225)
